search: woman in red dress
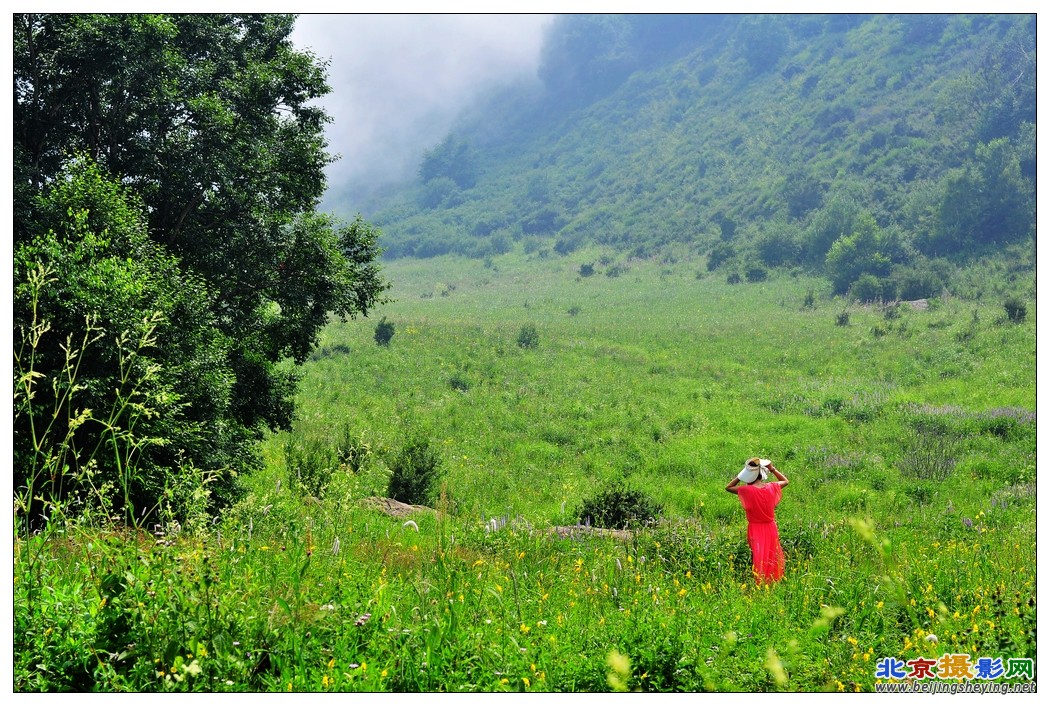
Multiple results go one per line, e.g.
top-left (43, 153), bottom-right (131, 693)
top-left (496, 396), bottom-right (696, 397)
top-left (725, 457), bottom-right (789, 584)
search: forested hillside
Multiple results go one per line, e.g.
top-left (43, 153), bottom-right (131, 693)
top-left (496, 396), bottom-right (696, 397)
top-left (360, 14), bottom-right (1035, 301)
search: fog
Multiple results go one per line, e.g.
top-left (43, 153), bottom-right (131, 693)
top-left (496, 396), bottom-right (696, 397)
top-left (290, 14), bottom-right (553, 211)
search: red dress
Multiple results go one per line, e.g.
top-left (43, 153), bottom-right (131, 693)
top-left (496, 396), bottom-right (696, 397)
top-left (736, 483), bottom-right (785, 583)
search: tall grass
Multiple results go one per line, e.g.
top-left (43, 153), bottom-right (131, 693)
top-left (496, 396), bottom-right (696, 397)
top-left (14, 251), bottom-right (1036, 691)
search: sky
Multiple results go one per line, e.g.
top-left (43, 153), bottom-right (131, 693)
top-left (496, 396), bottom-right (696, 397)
top-left (289, 14), bottom-right (554, 210)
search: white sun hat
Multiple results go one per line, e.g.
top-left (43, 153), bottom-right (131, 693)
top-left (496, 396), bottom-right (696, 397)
top-left (737, 457), bottom-right (772, 483)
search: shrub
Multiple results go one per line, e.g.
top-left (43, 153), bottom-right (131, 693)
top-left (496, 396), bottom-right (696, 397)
top-left (745, 264), bottom-right (768, 282)
top-left (727, 272), bottom-right (742, 285)
top-left (707, 242), bottom-right (735, 271)
top-left (579, 263), bottom-right (595, 277)
top-left (803, 288), bottom-right (816, 309)
top-left (849, 274), bottom-right (883, 303)
top-left (835, 309), bottom-right (850, 326)
top-left (387, 433), bottom-right (444, 506)
top-left (285, 434), bottom-right (336, 499)
top-left (577, 478), bottom-right (663, 529)
top-left (517, 323), bottom-right (539, 349)
top-left (374, 317), bottom-right (395, 346)
top-left (1003, 297), bottom-right (1027, 323)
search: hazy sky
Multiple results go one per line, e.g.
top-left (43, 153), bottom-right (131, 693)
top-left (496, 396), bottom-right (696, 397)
top-left (290, 14), bottom-right (554, 207)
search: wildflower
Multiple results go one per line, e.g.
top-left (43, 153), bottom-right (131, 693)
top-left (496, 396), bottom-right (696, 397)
top-left (523, 677), bottom-right (531, 688)
top-left (328, 658), bottom-right (336, 669)
top-left (520, 623), bottom-right (530, 634)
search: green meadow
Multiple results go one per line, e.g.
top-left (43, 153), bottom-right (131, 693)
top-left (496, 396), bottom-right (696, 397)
top-left (15, 252), bottom-right (1036, 692)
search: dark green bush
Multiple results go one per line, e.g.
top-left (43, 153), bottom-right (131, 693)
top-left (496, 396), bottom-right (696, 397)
top-left (745, 264), bottom-right (768, 282)
top-left (517, 323), bottom-right (539, 349)
top-left (1003, 297), bottom-right (1027, 323)
top-left (387, 433), bottom-right (444, 506)
top-left (374, 317), bottom-right (395, 346)
top-left (849, 273), bottom-right (884, 303)
top-left (577, 478), bottom-right (663, 529)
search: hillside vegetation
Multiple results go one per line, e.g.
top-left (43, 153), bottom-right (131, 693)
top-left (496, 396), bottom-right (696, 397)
top-left (14, 13), bottom-right (1036, 694)
top-left (16, 253), bottom-right (1035, 691)
top-left (360, 14), bottom-right (1035, 301)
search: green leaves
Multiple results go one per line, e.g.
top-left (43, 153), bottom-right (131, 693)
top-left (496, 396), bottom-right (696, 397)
top-left (14, 15), bottom-right (389, 523)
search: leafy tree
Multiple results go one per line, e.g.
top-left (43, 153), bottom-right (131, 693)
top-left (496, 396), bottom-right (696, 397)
top-left (756, 221), bottom-right (802, 267)
top-left (925, 138), bottom-right (1033, 255)
top-left (803, 195), bottom-right (861, 264)
top-left (707, 241), bottom-right (736, 271)
top-left (825, 213), bottom-right (893, 295)
top-left (419, 176), bottom-right (463, 210)
top-left (736, 15), bottom-right (790, 74)
top-left (419, 135), bottom-right (479, 189)
top-left (538, 15), bottom-right (638, 102)
top-left (849, 274), bottom-right (884, 303)
top-left (13, 14), bottom-right (389, 518)
top-left (14, 158), bottom-right (239, 523)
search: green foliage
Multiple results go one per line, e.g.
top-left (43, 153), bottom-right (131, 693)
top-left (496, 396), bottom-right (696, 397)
top-left (744, 264), bottom-right (769, 283)
top-left (285, 435), bottom-right (336, 499)
top-left (517, 323), bottom-right (540, 349)
top-left (13, 14), bottom-right (389, 515)
top-left (14, 255), bottom-right (1036, 692)
top-left (419, 135), bottom-right (479, 188)
top-left (364, 14), bottom-right (1033, 308)
top-left (707, 242), bottom-right (736, 271)
top-left (374, 317), bottom-right (395, 346)
top-left (825, 214), bottom-right (894, 295)
top-left (849, 274), bottom-right (884, 303)
top-left (1002, 297), bottom-right (1027, 323)
top-left (387, 433), bottom-right (444, 506)
top-left (735, 15), bottom-right (790, 74)
top-left (577, 478), bottom-right (663, 529)
top-left (13, 159), bottom-right (240, 524)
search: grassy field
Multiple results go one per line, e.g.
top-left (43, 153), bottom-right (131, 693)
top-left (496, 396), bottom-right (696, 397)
top-left (14, 250), bottom-right (1036, 692)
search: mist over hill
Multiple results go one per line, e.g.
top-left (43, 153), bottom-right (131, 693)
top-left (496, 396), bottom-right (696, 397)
top-left (333, 14), bottom-right (1035, 301)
